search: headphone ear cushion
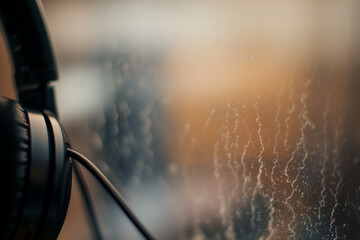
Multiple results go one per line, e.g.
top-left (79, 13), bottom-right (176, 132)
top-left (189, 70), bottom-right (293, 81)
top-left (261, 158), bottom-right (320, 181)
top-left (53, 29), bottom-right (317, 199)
top-left (0, 97), bottom-right (31, 240)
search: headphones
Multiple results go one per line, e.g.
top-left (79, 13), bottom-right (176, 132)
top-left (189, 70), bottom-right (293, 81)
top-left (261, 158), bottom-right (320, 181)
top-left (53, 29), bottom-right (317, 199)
top-left (0, 0), bottom-right (72, 239)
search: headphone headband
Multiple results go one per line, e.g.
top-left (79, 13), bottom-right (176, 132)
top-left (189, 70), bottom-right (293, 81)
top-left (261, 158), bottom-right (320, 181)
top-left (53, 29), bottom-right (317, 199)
top-left (0, 0), bottom-right (58, 115)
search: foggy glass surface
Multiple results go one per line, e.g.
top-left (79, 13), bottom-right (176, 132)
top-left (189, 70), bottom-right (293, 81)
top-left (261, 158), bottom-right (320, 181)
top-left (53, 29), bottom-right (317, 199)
top-left (44, 0), bottom-right (360, 239)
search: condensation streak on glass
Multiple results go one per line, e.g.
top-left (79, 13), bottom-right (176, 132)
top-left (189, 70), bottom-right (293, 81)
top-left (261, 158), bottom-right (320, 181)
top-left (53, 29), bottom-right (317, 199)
top-left (165, 73), bottom-right (360, 240)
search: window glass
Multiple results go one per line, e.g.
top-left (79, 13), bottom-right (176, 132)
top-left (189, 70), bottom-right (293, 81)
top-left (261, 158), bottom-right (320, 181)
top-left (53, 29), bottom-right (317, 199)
top-left (44, 0), bottom-right (360, 239)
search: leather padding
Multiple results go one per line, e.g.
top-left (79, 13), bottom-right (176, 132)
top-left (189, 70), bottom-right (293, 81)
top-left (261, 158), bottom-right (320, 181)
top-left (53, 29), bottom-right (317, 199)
top-left (0, 97), bottom-right (30, 240)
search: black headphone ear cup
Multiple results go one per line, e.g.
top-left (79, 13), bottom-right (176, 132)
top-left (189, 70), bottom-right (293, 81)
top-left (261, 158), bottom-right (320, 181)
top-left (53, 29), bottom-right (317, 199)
top-left (0, 97), bottom-right (31, 240)
top-left (49, 161), bottom-right (72, 239)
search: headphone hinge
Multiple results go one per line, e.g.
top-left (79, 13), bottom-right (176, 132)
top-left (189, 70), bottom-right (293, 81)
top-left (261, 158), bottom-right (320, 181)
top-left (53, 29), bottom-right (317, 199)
top-left (18, 86), bottom-right (58, 117)
top-left (15, 67), bottom-right (58, 92)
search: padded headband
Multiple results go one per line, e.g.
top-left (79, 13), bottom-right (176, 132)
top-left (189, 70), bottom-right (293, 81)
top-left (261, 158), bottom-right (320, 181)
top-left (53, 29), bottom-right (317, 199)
top-left (0, 0), bottom-right (58, 115)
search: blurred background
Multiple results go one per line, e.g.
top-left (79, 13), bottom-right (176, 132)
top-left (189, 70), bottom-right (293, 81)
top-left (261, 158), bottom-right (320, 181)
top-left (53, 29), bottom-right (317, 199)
top-left (1, 0), bottom-right (360, 239)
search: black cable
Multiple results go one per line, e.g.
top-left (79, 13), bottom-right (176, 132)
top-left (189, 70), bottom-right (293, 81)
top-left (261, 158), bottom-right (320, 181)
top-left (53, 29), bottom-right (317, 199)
top-left (66, 148), bottom-right (157, 240)
top-left (73, 162), bottom-right (103, 240)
